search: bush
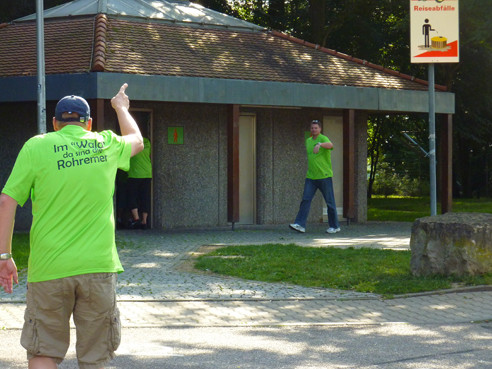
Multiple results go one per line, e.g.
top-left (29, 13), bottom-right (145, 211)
top-left (372, 170), bottom-right (399, 197)
top-left (397, 176), bottom-right (421, 197)
top-left (372, 163), bottom-right (428, 197)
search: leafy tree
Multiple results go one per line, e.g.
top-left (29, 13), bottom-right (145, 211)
top-left (447, 0), bottom-right (492, 197)
top-left (195, 0), bottom-right (235, 15)
top-left (367, 114), bottom-right (429, 197)
top-left (367, 115), bottom-right (387, 197)
top-left (0, 0), bottom-right (72, 23)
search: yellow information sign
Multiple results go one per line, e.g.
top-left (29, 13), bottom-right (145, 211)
top-left (410, 0), bottom-right (459, 63)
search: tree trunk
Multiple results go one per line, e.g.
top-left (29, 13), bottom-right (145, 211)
top-left (269, 0), bottom-right (285, 30)
top-left (309, 0), bottom-right (326, 46)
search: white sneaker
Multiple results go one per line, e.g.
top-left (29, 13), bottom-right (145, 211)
top-left (326, 227), bottom-right (341, 234)
top-left (289, 223), bottom-right (306, 233)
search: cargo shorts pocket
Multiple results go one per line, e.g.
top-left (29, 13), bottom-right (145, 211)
top-left (21, 311), bottom-right (40, 355)
top-left (89, 273), bottom-right (116, 315)
top-left (109, 309), bottom-right (121, 352)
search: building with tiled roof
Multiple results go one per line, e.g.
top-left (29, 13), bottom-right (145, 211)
top-left (0, 0), bottom-right (454, 230)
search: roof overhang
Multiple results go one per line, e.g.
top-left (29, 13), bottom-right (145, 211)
top-left (0, 73), bottom-right (455, 114)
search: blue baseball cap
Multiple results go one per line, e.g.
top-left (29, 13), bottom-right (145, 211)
top-left (55, 95), bottom-right (90, 123)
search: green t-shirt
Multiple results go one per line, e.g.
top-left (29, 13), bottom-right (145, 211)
top-left (2, 125), bottom-right (132, 283)
top-left (305, 134), bottom-right (333, 180)
top-left (128, 137), bottom-right (152, 178)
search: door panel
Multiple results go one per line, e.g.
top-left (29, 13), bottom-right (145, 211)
top-left (238, 115), bottom-right (256, 224)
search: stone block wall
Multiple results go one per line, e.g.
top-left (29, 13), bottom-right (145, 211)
top-left (411, 212), bottom-right (492, 276)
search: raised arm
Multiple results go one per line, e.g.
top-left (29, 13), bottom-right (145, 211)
top-left (111, 83), bottom-right (144, 157)
top-left (313, 141), bottom-right (333, 154)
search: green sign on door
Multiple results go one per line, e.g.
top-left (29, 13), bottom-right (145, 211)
top-left (168, 127), bottom-right (184, 144)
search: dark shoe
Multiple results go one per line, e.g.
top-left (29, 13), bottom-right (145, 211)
top-left (128, 219), bottom-right (141, 229)
top-left (140, 223), bottom-right (147, 230)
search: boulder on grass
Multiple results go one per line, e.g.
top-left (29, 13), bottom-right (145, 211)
top-left (410, 212), bottom-right (492, 276)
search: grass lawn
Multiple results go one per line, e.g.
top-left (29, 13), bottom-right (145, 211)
top-left (195, 197), bottom-right (492, 296)
top-left (11, 232), bottom-right (30, 272)
top-left (194, 244), bottom-right (492, 297)
top-left (368, 196), bottom-right (492, 222)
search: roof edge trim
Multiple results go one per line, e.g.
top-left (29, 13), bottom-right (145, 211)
top-left (0, 73), bottom-right (454, 114)
top-left (12, 13), bottom-right (265, 33)
top-left (91, 14), bottom-right (108, 72)
top-left (107, 14), bottom-right (266, 32)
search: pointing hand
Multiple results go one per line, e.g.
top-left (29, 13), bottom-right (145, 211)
top-left (111, 83), bottom-right (130, 111)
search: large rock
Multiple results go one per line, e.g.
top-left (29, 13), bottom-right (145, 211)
top-left (410, 212), bottom-right (492, 276)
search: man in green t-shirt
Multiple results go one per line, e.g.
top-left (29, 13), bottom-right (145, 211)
top-left (290, 119), bottom-right (340, 234)
top-left (0, 84), bottom-right (143, 369)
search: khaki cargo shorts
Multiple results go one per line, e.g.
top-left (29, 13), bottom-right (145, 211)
top-left (21, 273), bottom-right (121, 369)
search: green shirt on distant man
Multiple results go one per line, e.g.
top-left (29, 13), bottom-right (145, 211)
top-left (127, 137), bottom-right (152, 178)
top-left (305, 133), bottom-right (333, 180)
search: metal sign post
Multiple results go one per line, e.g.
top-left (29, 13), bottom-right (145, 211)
top-left (410, 0), bottom-right (459, 216)
top-left (36, 0), bottom-right (46, 134)
top-left (428, 63), bottom-right (437, 215)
